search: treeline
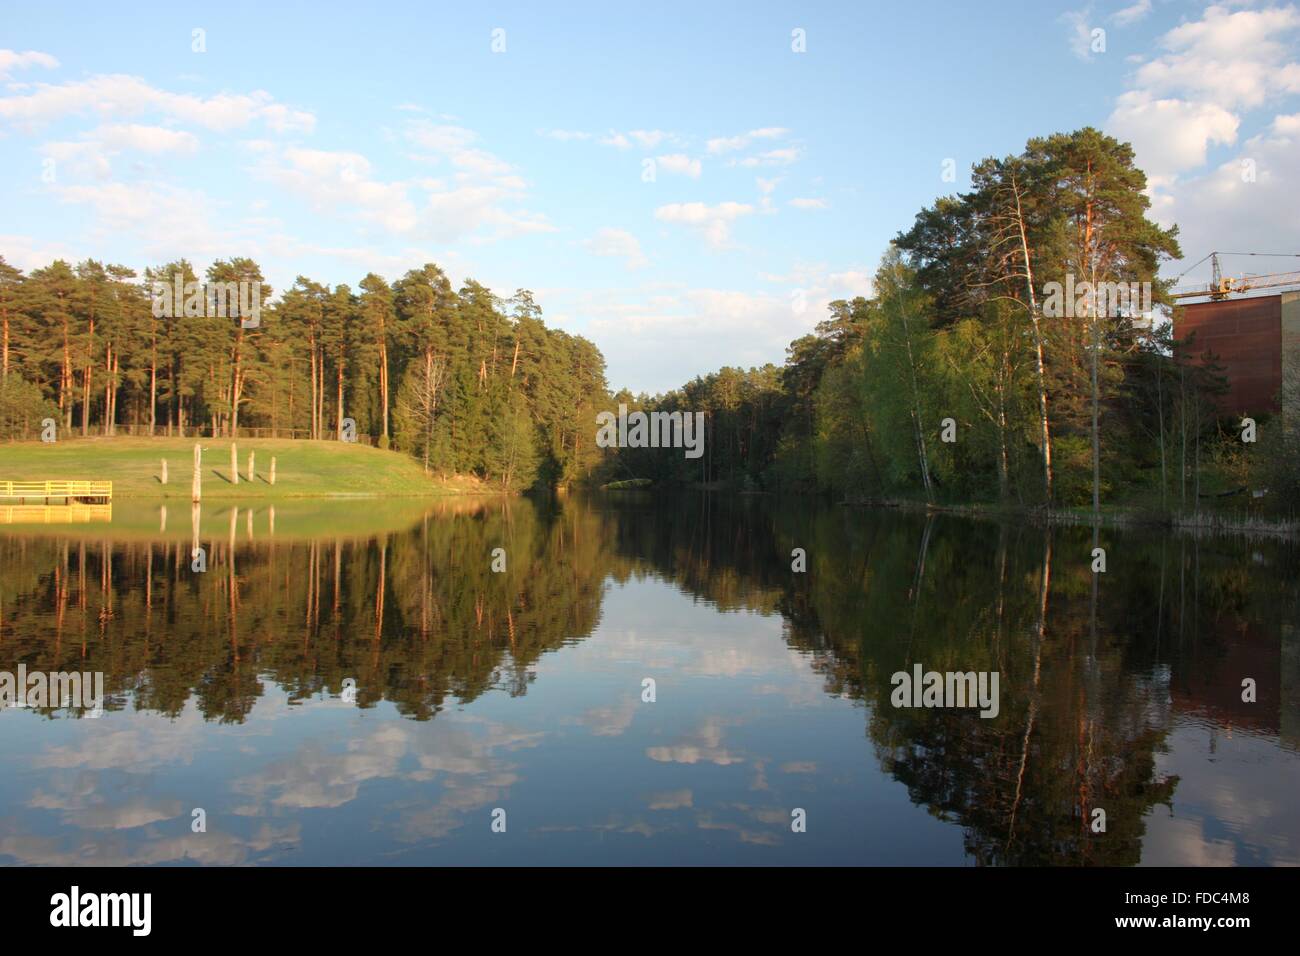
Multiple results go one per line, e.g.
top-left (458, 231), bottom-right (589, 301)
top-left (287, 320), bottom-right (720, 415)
top-left (0, 257), bottom-right (607, 490)
top-left (616, 128), bottom-right (1297, 513)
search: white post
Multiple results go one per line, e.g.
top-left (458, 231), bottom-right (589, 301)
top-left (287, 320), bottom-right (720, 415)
top-left (192, 444), bottom-right (202, 502)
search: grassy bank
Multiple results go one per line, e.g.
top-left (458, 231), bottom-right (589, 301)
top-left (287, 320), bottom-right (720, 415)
top-left (0, 437), bottom-right (495, 499)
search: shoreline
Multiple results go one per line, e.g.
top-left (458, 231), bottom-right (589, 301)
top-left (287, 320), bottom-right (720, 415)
top-left (598, 480), bottom-right (1300, 540)
top-left (840, 495), bottom-right (1300, 540)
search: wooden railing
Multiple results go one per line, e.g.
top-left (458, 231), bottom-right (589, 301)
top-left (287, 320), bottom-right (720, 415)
top-left (0, 480), bottom-right (113, 500)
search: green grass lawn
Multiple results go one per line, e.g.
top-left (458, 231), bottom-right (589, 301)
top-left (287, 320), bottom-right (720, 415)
top-left (0, 437), bottom-right (493, 499)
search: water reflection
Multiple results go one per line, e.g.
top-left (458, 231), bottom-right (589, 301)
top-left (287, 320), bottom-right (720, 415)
top-left (0, 494), bottom-right (1295, 865)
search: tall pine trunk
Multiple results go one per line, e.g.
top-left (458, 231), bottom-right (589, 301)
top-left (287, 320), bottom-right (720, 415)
top-left (230, 328), bottom-right (243, 438)
top-left (309, 341), bottom-right (318, 440)
top-left (1011, 178), bottom-right (1053, 504)
top-left (379, 336), bottom-right (389, 442)
top-left (895, 279), bottom-right (932, 502)
top-left (336, 350), bottom-right (344, 440)
top-left (149, 348), bottom-right (157, 437)
top-left (81, 315), bottom-right (95, 436)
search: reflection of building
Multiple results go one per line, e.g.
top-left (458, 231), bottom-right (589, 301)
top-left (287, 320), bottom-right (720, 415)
top-left (1170, 615), bottom-right (1283, 737)
top-left (1176, 291), bottom-right (1300, 416)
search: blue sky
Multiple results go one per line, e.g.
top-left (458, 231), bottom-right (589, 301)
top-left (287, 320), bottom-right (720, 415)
top-left (3, 1), bottom-right (1298, 392)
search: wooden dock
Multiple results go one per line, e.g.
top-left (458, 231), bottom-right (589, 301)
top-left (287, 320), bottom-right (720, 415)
top-left (0, 480), bottom-right (113, 503)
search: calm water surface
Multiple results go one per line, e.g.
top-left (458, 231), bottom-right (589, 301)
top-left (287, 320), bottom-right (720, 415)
top-left (0, 493), bottom-right (1296, 865)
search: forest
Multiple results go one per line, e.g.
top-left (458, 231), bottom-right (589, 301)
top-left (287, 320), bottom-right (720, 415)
top-left (2, 127), bottom-right (1296, 514)
top-left (617, 128), bottom-right (1299, 516)
top-left (0, 259), bottom-right (607, 491)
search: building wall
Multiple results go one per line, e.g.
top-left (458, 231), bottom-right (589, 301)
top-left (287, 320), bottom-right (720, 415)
top-left (1178, 294), bottom-right (1283, 415)
top-left (1284, 292), bottom-right (1300, 422)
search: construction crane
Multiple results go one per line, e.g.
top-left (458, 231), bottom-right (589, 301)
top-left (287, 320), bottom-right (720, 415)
top-left (1171, 251), bottom-right (1300, 301)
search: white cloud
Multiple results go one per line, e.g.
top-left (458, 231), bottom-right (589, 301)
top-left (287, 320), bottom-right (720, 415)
top-left (563, 266), bottom-right (871, 392)
top-left (598, 129), bottom-right (676, 149)
top-left (539, 128), bottom-right (591, 141)
top-left (0, 233), bottom-right (78, 271)
top-left (261, 147), bottom-right (420, 234)
top-left (30, 180), bottom-right (230, 261)
top-left (761, 262), bottom-right (872, 299)
top-left (425, 187), bottom-right (555, 243)
top-left (53, 181), bottom-right (216, 232)
top-left (252, 122), bottom-right (557, 242)
top-left (1108, 91), bottom-right (1239, 175)
top-left (404, 122), bottom-right (517, 178)
top-left (1102, 4), bottom-right (1300, 280)
top-left (94, 123), bottom-right (200, 154)
top-left (41, 140), bottom-right (113, 179)
top-left (259, 102), bottom-right (315, 134)
top-left (655, 153), bottom-right (702, 178)
top-left (736, 147), bottom-right (802, 168)
top-left (628, 129), bottom-right (670, 148)
top-left (1133, 3), bottom-right (1300, 110)
top-left (654, 201), bottom-right (754, 248)
top-left (1063, 7), bottom-right (1099, 61)
top-left (38, 123), bottom-right (201, 182)
top-left (0, 49), bottom-right (59, 78)
top-left (828, 269), bottom-right (872, 294)
top-left (1112, 0), bottom-right (1152, 26)
top-left (788, 197), bottom-right (828, 210)
top-left (706, 127), bottom-right (788, 154)
top-left (1157, 112), bottom-right (1300, 275)
top-left (400, 121), bottom-right (554, 241)
top-left (0, 73), bottom-right (315, 132)
top-left (583, 227), bottom-right (649, 270)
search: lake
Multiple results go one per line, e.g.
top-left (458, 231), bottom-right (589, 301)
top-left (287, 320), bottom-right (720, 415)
top-left (1, 493), bottom-right (1296, 865)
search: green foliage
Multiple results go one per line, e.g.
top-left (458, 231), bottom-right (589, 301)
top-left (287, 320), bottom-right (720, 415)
top-left (0, 254), bottom-right (608, 491)
top-left (0, 373), bottom-right (56, 440)
top-left (606, 127), bottom-right (1253, 517)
